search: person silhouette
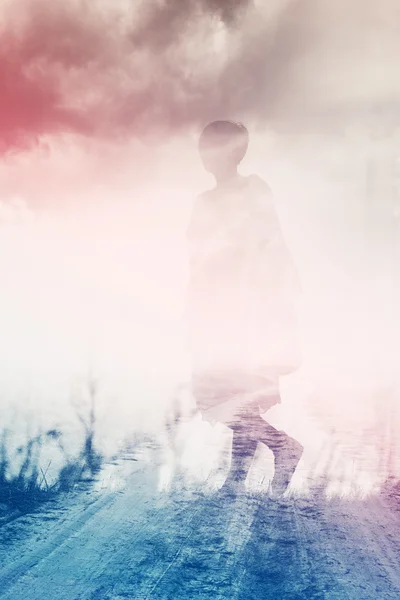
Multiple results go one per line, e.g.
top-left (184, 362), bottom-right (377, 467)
top-left (186, 120), bottom-right (303, 496)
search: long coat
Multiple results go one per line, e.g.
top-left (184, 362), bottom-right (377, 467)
top-left (186, 174), bottom-right (301, 423)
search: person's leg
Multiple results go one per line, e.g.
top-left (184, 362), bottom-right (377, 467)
top-left (220, 403), bottom-right (262, 492)
top-left (253, 414), bottom-right (289, 451)
top-left (248, 372), bottom-right (304, 495)
top-left (223, 403), bottom-right (303, 495)
top-left (222, 425), bottom-right (259, 491)
top-left (253, 414), bottom-right (303, 495)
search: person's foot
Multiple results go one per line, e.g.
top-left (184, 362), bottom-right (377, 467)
top-left (270, 437), bottom-right (303, 497)
top-left (218, 478), bottom-right (246, 498)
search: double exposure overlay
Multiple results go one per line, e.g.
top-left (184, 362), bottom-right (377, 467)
top-left (0, 1), bottom-right (399, 598)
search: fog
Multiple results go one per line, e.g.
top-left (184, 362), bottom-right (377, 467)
top-left (0, 129), bottom-right (399, 466)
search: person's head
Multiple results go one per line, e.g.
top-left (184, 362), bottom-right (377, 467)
top-left (198, 120), bottom-right (249, 182)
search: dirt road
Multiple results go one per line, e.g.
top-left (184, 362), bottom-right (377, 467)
top-left (0, 449), bottom-right (399, 600)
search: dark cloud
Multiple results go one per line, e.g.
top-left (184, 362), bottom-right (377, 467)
top-left (1, 0), bottom-right (399, 152)
top-left (131, 0), bottom-right (252, 50)
top-left (0, 0), bottom-right (257, 151)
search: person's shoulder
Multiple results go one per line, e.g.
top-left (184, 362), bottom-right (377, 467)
top-left (198, 183), bottom-right (219, 198)
top-left (248, 174), bottom-right (273, 196)
top-left (196, 188), bottom-right (214, 201)
top-left (193, 188), bottom-right (216, 214)
top-left (247, 175), bottom-right (275, 214)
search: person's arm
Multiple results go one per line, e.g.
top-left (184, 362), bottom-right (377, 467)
top-left (241, 175), bottom-right (280, 247)
top-left (253, 176), bottom-right (302, 294)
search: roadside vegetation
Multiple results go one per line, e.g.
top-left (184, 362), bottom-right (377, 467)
top-left (0, 379), bottom-right (104, 514)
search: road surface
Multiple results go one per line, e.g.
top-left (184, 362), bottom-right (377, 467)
top-left (0, 444), bottom-right (399, 600)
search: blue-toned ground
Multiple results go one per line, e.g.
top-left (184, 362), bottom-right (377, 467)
top-left (0, 440), bottom-right (399, 600)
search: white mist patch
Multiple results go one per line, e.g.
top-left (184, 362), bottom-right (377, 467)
top-left (0, 191), bottom-right (190, 465)
top-left (1, 130), bottom-right (400, 496)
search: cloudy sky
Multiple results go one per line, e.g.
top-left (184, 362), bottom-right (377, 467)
top-left (2, 0), bottom-right (400, 146)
